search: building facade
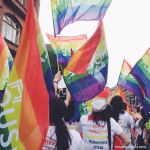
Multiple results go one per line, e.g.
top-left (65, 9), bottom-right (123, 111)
top-left (0, 0), bottom-right (40, 57)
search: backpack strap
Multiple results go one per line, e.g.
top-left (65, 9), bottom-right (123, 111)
top-left (107, 119), bottom-right (111, 150)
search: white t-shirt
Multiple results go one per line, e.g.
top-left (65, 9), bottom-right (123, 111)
top-left (118, 112), bottom-right (135, 139)
top-left (42, 126), bottom-right (91, 150)
top-left (80, 115), bottom-right (123, 150)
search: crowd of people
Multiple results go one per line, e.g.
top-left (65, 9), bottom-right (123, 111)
top-left (42, 71), bottom-right (150, 150)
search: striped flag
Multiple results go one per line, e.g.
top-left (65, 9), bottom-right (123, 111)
top-left (51, 0), bottom-right (112, 34)
top-left (63, 21), bottom-right (108, 103)
top-left (0, 0), bottom-right (49, 149)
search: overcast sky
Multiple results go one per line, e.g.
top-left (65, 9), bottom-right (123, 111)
top-left (39, 0), bottom-right (150, 88)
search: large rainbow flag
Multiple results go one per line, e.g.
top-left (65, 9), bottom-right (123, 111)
top-left (131, 48), bottom-right (150, 113)
top-left (0, 36), bottom-right (13, 103)
top-left (47, 34), bottom-right (87, 66)
top-left (51, 0), bottom-right (112, 34)
top-left (0, 0), bottom-right (49, 149)
top-left (63, 21), bottom-right (108, 103)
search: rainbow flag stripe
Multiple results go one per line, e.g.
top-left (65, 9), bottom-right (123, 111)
top-left (47, 34), bottom-right (87, 65)
top-left (63, 21), bottom-right (108, 103)
top-left (0, 0), bottom-right (49, 149)
top-left (51, 0), bottom-right (112, 34)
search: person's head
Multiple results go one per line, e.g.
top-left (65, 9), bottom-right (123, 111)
top-left (50, 97), bottom-right (71, 150)
top-left (110, 95), bottom-right (125, 122)
top-left (91, 98), bottom-right (112, 124)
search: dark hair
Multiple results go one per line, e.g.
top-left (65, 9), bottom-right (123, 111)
top-left (50, 97), bottom-right (71, 150)
top-left (92, 105), bottom-right (112, 125)
top-left (64, 100), bottom-right (75, 122)
top-left (110, 95), bottom-right (125, 122)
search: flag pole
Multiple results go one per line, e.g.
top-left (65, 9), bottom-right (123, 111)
top-left (50, 0), bottom-right (60, 72)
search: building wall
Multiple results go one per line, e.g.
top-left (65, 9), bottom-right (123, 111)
top-left (0, 0), bottom-right (40, 57)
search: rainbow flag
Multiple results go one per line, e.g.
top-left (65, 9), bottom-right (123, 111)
top-left (47, 34), bottom-right (87, 65)
top-left (0, 0), bottom-right (49, 149)
top-left (117, 59), bottom-right (143, 99)
top-left (0, 36), bottom-right (13, 103)
top-left (51, 0), bottom-right (112, 34)
top-left (63, 21), bottom-right (108, 103)
top-left (131, 48), bottom-right (150, 113)
top-left (117, 59), bottom-right (132, 85)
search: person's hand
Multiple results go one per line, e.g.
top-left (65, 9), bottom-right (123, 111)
top-left (54, 71), bottom-right (62, 82)
top-left (64, 88), bottom-right (71, 107)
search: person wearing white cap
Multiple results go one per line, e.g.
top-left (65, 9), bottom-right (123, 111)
top-left (80, 98), bottom-right (130, 150)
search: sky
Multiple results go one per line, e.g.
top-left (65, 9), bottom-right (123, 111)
top-left (39, 0), bottom-right (150, 88)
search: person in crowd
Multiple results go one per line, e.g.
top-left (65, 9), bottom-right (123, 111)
top-left (110, 96), bottom-right (135, 149)
top-left (131, 106), bottom-right (141, 121)
top-left (42, 97), bottom-right (92, 150)
top-left (135, 109), bottom-right (150, 149)
top-left (80, 98), bottom-right (130, 150)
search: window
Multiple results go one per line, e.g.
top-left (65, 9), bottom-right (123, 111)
top-left (18, 0), bottom-right (23, 5)
top-left (2, 14), bottom-right (21, 45)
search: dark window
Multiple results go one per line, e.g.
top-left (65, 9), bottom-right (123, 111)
top-left (2, 14), bottom-right (21, 45)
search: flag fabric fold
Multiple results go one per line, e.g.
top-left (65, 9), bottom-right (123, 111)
top-left (47, 34), bottom-right (87, 66)
top-left (0, 0), bottom-right (49, 150)
top-left (63, 21), bottom-right (108, 104)
top-left (51, 0), bottom-right (112, 34)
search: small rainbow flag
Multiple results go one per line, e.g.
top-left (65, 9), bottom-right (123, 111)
top-left (47, 34), bottom-right (87, 66)
top-left (117, 59), bottom-right (143, 99)
top-left (131, 48), bottom-right (150, 113)
top-left (117, 59), bottom-right (132, 85)
top-left (0, 0), bottom-right (49, 149)
top-left (0, 35), bottom-right (13, 103)
top-left (63, 21), bottom-right (108, 104)
top-left (51, 0), bottom-right (112, 34)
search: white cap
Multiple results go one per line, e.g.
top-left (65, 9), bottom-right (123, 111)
top-left (91, 98), bottom-right (107, 112)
